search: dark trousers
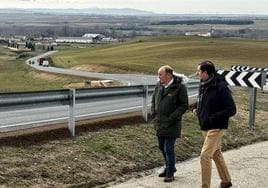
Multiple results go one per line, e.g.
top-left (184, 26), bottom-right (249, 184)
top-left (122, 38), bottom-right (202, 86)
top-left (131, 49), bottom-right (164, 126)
top-left (158, 136), bottom-right (177, 175)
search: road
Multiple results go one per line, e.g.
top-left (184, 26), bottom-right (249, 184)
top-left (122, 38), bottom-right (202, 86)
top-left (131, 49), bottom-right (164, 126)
top-left (27, 51), bottom-right (193, 86)
top-left (109, 141), bottom-right (268, 188)
top-left (33, 65), bottom-right (158, 86)
top-left (27, 51), bottom-right (158, 86)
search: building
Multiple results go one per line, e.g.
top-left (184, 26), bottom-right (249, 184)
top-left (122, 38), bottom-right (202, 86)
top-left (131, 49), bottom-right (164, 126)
top-left (55, 37), bottom-right (93, 44)
top-left (55, 33), bottom-right (118, 44)
top-left (82, 33), bottom-right (105, 40)
top-left (101, 37), bottom-right (118, 43)
top-left (185, 32), bottom-right (211, 38)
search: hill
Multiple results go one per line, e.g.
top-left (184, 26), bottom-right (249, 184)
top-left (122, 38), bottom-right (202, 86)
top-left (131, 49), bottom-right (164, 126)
top-left (52, 36), bottom-right (268, 75)
top-left (0, 8), bottom-right (154, 16)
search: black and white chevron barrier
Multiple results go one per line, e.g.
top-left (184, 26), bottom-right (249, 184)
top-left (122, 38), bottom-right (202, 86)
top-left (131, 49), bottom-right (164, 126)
top-left (227, 65), bottom-right (267, 128)
top-left (217, 70), bottom-right (263, 89)
top-left (231, 65), bottom-right (268, 78)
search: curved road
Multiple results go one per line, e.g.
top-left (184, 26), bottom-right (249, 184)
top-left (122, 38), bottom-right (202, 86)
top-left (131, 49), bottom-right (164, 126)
top-left (27, 51), bottom-right (192, 86)
top-left (27, 51), bottom-right (157, 86)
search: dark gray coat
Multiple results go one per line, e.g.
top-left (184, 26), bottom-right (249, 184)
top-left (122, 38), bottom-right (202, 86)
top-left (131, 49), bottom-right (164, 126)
top-left (151, 76), bottom-right (188, 138)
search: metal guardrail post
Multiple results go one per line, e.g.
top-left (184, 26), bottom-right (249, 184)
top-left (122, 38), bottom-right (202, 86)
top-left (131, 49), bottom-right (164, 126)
top-left (248, 87), bottom-right (257, 129)
top-left (142, 85), bottom-right (149, 122)
top-left (248, 72), bottom-right (266, 128)
top-left (68, 89), bottom-right (76, 136)
top-left (261, 72), bottom-right (267, 91)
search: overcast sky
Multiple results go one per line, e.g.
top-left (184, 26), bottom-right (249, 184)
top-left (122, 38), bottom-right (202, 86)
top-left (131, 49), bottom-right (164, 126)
top-left (0, 0), bottom-right (268, 14)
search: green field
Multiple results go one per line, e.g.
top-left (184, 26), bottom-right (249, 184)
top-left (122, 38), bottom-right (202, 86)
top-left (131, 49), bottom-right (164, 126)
top-left (52, 36), bottom-right (268, 75)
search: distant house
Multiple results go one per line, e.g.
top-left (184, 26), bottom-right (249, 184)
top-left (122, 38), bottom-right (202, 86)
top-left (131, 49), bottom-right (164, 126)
top-left (8, 38), bottom-right (21, 43)
top-left (101, 37), bottom-right (118, 43)
top-left (185, 32), bottom-right (200, 36)
top-left (82, 33), bottom-right (105, 41)
top-left (14, 35), bottom-right (27, 41)
top-left (42, 37), bottom-right (54, 41)
top-left (55, 33), bottom-right (118, 44)
top-left (197, 32), bottom-right (211, 37)
top-left (185, 32), bottom-right (211, 38)
top-left (55, 37), bottom-right (93, 44)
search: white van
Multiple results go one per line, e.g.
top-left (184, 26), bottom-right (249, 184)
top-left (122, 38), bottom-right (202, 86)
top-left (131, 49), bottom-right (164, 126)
top-left (42, 60), bottom-right (49, 67)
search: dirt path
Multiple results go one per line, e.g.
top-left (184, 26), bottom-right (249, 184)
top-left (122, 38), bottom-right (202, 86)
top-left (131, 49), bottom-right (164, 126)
top-left (109, 141), bottom-right (268, 188)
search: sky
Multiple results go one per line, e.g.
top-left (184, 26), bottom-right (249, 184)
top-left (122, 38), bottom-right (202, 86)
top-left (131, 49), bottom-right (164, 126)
top-left (0, 0), bottom-right (268, 15)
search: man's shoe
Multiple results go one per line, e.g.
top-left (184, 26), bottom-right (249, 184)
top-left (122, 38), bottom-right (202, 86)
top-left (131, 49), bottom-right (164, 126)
top-left (164, 175), bottom-right (174, 182)
top-left (158, 169), bottom-right (167, 177)
top-left (158, 168), bottom-right (177, 177)
top-left (219, 182), bottom-right (232, 188)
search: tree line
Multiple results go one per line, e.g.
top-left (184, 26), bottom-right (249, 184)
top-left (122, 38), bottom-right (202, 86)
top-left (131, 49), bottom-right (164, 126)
top-left (153, 19), bottom-right (254, 25)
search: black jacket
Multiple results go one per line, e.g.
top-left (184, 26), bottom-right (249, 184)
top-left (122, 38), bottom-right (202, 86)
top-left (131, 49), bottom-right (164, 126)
top-left (151, 76), bottom-right (188, 138)
top-left (197, 74), bottom-right (236, 131)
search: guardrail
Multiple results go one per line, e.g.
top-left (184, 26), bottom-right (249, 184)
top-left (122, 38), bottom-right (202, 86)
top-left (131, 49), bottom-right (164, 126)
top-left (0, 81), bottom-right (200, 136)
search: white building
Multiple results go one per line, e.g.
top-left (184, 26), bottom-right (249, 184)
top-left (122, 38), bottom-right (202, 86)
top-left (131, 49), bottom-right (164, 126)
top-left (56, 33), bottom-right (118, 44)
top-left (197, 32), bottom-right (211, 37)
top-left (55, 37), bottom-right (93, 44)
top-left (82, 33), bottom-right (105, 39)
top-left (185, 32), bottom-right (211, 38)
top-left (101, 37), bottom-right (118, 43)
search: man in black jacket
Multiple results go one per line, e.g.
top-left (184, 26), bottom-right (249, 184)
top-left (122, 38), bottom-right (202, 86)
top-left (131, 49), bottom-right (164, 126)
top-left (193, 61), bottom-right (236, 188)
top-left (151, 65), bottom-right (188, 182)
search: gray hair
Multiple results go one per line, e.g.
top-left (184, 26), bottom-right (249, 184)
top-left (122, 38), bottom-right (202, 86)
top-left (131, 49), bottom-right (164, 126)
top-left (160, 65), bottom-right (173, 76)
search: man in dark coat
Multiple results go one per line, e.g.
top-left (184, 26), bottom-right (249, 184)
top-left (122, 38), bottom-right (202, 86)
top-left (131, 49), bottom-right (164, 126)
top-left (151, 65), bottom-right (188, 182)
top-left (193, 60), bottom-right (236, 188)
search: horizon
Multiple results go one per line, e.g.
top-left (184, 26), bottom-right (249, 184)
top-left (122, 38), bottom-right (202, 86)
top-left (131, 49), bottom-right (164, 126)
top-left (1, 7), bottom-right (268, 16)
top-left (0, 0), bottom-right (268, 15)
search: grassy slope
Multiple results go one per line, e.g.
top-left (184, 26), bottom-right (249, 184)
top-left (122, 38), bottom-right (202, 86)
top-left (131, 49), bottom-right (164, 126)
top-left (52, 36), bottom-right (268, 75)
top-left (0, 45), bottom-right (85, 92)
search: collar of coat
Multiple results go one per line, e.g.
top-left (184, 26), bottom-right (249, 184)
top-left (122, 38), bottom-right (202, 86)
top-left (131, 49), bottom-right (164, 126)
top-left (159, 75), bottom-right (183, 96)
top-left (160, 75), bottom-right (182, 87)
top-left (200, 73), bottom-right (226, 88)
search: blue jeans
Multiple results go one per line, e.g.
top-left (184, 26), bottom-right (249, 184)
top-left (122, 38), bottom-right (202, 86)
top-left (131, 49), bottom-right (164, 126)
top-left (158, 136), bottom-right (177, 175)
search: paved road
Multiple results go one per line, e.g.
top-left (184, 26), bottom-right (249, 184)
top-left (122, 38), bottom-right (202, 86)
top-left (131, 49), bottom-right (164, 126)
top-left (26, 51), bottom-right (194, 86)
top-left (32, 64), bottom-right (158, 85)
top-left (27, 51), bottom-right (158, 85)
top-left (110, 141), bottom-right (268, 188)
